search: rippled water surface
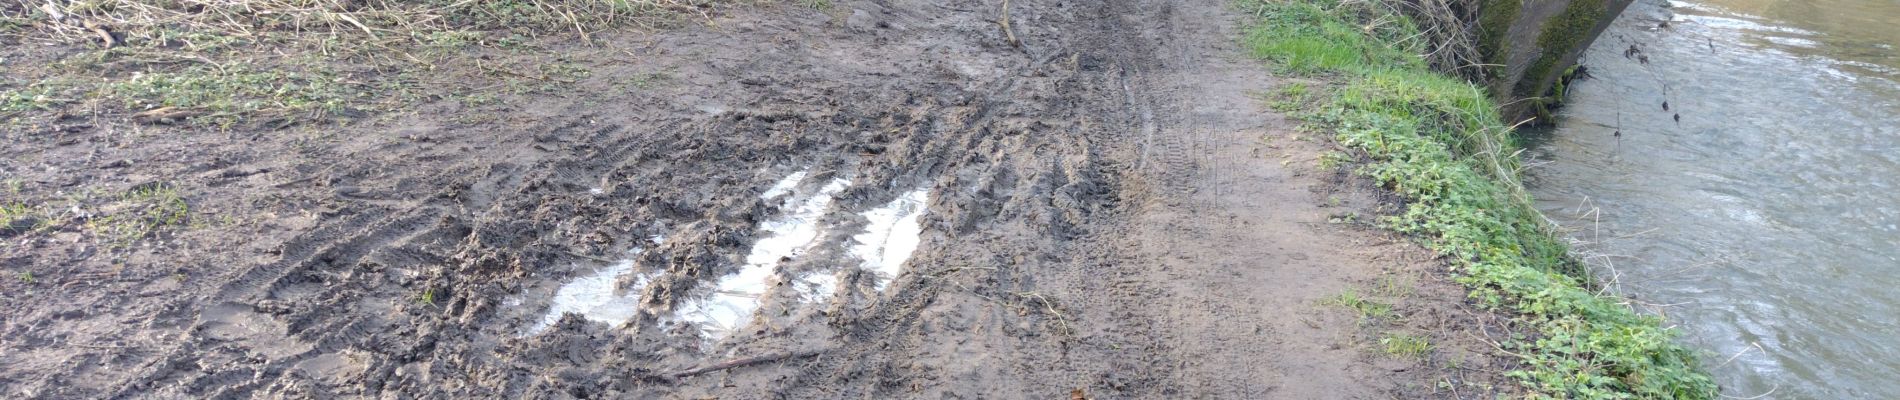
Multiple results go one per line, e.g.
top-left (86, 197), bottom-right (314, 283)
top-left (1526, 0), bottom-right (1900, 397)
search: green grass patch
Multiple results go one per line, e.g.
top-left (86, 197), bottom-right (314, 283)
top-left (1242, 1), bottom-right (1421, 73)
top-left (0, 202), bottom-right (45, 235)
top-left (1380, 331), bottom-right (1433, 359)
top-left (85, 183), bottom-right (190, 247)
top-left (1326, 287), bottom-right (1394, 320)
top-left (1241, 1), bottom-right (1716, 398)
top-left (106, 65), bottom-right (361, 125)
top-left (1, 79), bottom-right (78, 113)
top-left (1269, 81), bottom-right (1313, 112)
top-left (414, 288), bottom-right (438, 306)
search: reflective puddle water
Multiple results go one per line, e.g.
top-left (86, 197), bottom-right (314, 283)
top-left (523, 237), bottom-right (664, 336)
top-left (851, 188), bottom-right (930, 291)
top-left (524, 169), bottom-right (935, 345)
top-left (674, 172), bottom-right (850, 340)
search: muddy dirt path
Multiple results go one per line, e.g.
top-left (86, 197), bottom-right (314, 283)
top-left (1, 0), bottom-right (1511, 398)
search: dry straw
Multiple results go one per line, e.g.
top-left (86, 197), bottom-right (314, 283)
top-left (7, 0), bottom-right (725, 48)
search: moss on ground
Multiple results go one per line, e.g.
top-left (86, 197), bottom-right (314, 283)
top-left (1240, 1), bottom-right (1716, 398)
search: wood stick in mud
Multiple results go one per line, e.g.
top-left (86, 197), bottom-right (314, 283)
top-left (82, 20), bottom-right (117, 48)
top-left (999, 0), bottom-right (1022, 49)
top-left (667, 349), bottom-right (826, 379)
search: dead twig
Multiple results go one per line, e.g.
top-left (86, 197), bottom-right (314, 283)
top-left (1015, 291), bottom-right (1074, 336)
top-left (131, 107), bottom-right (204, 124)
top-left (664, 348), bottom-right (827, 379)
top-left (81, 19), bottom-right (117, 48)
top-left (998, 0), bottom-right (1022, 50)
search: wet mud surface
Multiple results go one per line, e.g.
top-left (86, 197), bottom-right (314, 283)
top-left (1, 0), bottom-right (1516, 398)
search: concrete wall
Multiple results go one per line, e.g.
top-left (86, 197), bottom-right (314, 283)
top-left (1478, 0), bottom-right (1633, 124)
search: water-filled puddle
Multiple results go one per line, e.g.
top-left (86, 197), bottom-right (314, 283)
top-left (530, 170), bottom-right (933, 343)
top-left (524, 238), bottom-right (663, 336)
top-left (674, 172), bottom-right (849, 340)
top-left (761, 170), bottom-right (808, 200)
top-left (851, 188), bottom-right (930, 290)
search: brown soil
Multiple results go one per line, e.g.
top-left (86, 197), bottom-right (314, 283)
top-left (1, 0), bottom-right (1520, 398)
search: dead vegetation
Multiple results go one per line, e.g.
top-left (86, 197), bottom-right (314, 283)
top-left (1320, 0), bottom-right (1488, 80)
top-left (12, 0), bottom-right (727, 45)
top-left (0, 0), bottom-right (765, 128)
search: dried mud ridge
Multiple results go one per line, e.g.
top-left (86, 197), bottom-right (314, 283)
top-left (1, 0), bottom-right (1513, 398)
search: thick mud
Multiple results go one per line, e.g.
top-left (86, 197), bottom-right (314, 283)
top-left (1, 0), bottom-right (1517, 398)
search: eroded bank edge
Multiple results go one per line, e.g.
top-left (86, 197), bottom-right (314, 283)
top-left (1239, 1), bottom-right (1718, 398)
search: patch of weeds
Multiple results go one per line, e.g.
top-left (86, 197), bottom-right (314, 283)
top-left (1380, 332), bottom-right (1432, 359)
top-left (425, 0), bottom-right (694, 32)
top-left (1241, 1), bottom-right (1716, 398)
top-left (1317, 150), bottom-right (1351, 170)
top-left (414, 288), bottom-right (437, 306)
top-left (499, 77), bottom-right (539, 96)
top-left (462, 91), bottom-right (500, 107)
top-left (493, 33), bottom-right (533, 50)
top-left (1, 80), bottom-right (78, 112)
top-left (1326, 288), bottom-right (1393, 320)
top-left (1280, 81), bottom-right (1310, 98)
top-left (11, 0), bottom-right (748, 125)
top-left (0, 14), bottom-right (28, 33)
top-left (1241, 1), bottom-right (1422, 74)
top-left (1, 202), bottom-right (32, 223)
top-left (15, 271), bottom-right (32, 284)
top-left (1270, 81), bottom-right (1313, 111)
top-left (148, 28), bottom-right (247, 53)
top-left (1, 202), bottom-right (48, 236)
top-left (86, 183), bottom-right (190, 247)
top-left (538, 60), bottom-right (592, 87)
top-left (419, 30), bottom-right (484, 50)
top-left (617, 71), bottom-right (674, 91)
top-left (1375, 273), bottom-right (1416, 298)
top-left (107, 65), bottom-right (361, 126)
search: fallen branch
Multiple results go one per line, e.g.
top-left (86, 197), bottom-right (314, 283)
top-left (665, 349), bottom-right (826, 379)
top-left (132, 107), bottom-right (204, 124)
top-left (81, 20), bottom-right (117, 48)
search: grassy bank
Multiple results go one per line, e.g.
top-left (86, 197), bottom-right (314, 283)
top-left (1240, 1), bottom-right (1716, 398)
top-left (0, 0), bottom-right (790, 128)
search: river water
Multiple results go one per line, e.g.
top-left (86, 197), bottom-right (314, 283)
top-left (1524, 0), bottom-right (1900, 397)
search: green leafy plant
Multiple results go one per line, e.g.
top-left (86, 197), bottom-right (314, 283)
top-left (415, 288), bottom-right (437, 306)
